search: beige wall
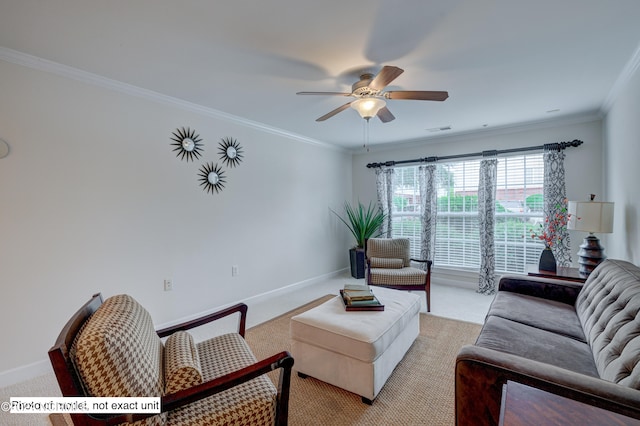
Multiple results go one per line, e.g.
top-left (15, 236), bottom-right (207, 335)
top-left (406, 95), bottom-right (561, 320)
top-left (603, 60), bottom-right (640, 264)
top-left (0, 59), bottom-right (353, 383)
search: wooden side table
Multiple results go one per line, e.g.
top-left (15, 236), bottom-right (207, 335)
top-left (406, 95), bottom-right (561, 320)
top-left (499, 380), bottom-right (640, 425)
top-left (526, 265), bottom-right (587, 283)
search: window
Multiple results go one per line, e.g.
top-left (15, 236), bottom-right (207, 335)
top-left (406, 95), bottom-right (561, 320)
top-left (392, 167), bottom-right (422, 258)
top-left (390, 153), bottom-right (545, 274)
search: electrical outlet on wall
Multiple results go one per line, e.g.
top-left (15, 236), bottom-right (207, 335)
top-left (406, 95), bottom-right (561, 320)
top-left (232, 265), bottom-right (239, 277)
top-left (164, 279), bottom-right (173, 291)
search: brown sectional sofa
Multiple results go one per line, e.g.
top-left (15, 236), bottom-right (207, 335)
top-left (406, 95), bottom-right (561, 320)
top-left (455, 259), bottom-right (640, 425)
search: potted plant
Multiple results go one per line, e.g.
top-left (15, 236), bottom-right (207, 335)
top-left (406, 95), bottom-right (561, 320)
top-left (530, 201), bottom-right (571, 272)
top-left (332, 201), bottom-right (386, 278)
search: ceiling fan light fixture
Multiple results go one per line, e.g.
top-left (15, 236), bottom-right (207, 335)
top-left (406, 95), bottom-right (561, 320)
top-left (351, 97), bottom-right (386, 119)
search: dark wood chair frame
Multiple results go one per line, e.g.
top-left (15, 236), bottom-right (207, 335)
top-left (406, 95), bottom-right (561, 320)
top-left (367, 258), bottom-right (433, 312)
top-left (48, 293), bottom-right (294, 426)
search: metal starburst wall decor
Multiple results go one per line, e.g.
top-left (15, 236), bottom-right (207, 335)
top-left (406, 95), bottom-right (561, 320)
top-left (218, 137), bottom-right (244, 167)
top-left (198, 162), bottom-right (226, 194)
top-left (170, 127), bottom-right (203, 162)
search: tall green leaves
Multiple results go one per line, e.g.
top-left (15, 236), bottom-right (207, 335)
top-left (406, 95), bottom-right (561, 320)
top-left (332, 201), bottom-right (386, 248)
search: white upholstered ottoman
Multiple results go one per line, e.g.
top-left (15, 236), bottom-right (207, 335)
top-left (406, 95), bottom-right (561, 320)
top-left (290, 286), bottom-right (421, 403)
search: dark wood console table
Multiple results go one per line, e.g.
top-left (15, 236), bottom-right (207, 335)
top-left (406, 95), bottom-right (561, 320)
top-left (499, 380), bottom-right (640, 425)
top-left (526, 265), bottom-right (587, 283)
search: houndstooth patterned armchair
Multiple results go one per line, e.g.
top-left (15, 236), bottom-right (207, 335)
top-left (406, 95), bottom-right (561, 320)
top-left (49, 293), bottom-right (293, 425)
top-left (366, 238), bottom-right (433, 311)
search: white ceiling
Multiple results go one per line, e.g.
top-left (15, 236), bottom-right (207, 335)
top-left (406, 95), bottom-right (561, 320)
top-left (2, 0), bottom-right (640, 150)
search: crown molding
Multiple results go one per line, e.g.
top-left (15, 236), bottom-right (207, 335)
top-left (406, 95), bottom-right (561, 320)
top-left (0, 47), bottom-right (343, 152)
top-left (601, 41), bottom-right (640, 113)
top-left (355, 112), bottom-right (602, 154)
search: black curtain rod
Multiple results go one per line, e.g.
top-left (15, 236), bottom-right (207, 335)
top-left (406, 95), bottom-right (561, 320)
top-left (366, 139), bottom-right (584, 169)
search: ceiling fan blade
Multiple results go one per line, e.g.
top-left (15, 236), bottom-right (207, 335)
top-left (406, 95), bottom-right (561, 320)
top-left (386, 90), bottom-right (449, 101)
top-left (297, 91), bottom-right (352, 96)
top-left (316, 102), bottom-right (352, 121)
top-left (369, 66), bottom-right (404, 91)
top-left (377, 106), bottom-right (395, 123)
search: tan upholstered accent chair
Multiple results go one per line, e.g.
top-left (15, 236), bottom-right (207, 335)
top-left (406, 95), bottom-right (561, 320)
top-left (366, 237), bottom-right (433, 311)
top-left (49, 293), bottom-right (293, 426)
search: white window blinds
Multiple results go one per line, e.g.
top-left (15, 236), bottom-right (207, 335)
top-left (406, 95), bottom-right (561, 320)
top-left (390, 153), bottom-right (545, 273)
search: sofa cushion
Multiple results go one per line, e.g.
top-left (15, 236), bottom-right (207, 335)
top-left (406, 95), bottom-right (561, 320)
top-left (367, 238), bottom-right (411, 267)
top-left (488, 291), bottom-right (586, 342)
top-left (369, 257), bottom-right (404, 269)
top-left (72, 294), bottom-right (164, 397)
top-left (164, 331), bottom-right (203, 394)
top-left (576, 259), bottom-right (640, 388)
top-left (72, 294), bottom-right (166, 425)
top-left (475, 316), bottom-right (599, 378)
top-left (369, 267), bottom-right (427, 286)
top-left (167, 333), bottom-right (276, 426)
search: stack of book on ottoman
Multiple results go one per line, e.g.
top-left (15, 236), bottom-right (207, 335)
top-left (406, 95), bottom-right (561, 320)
top-left (340, 284), bottom-right (384, 311)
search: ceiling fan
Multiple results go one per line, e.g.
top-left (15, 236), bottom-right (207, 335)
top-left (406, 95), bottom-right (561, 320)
top-left (296, 65), bottom-right (448, 123)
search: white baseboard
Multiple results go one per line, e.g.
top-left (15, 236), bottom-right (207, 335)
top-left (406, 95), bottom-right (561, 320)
top-left (0, 268), bottom-right (348, 388)
top-left (0, 359), bottom-right (54, 388)
top-left (155, 268), bottom-right (347, 330)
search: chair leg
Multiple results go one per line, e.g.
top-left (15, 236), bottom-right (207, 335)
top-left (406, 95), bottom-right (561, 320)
top-left (425, 260), bottom-right (432, 312)
top-left (426, 283), bottom-right (431, 313)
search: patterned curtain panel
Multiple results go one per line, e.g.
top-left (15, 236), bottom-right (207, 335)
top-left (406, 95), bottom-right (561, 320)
top-left (543, 148), bottom-right (572, 266)
top-left (478, 157), bottom-right (498, 295)
top-left (375, 167), bottom-right (394, 238)
top-left (418, 164), bottom-right (437, 263)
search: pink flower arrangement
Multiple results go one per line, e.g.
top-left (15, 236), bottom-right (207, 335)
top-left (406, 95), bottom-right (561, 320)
top-left (530, 201), bottom-right (571, 248)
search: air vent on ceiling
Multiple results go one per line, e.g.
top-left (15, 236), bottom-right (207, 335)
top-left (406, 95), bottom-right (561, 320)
top-left (427, 126), bottom-right (451, 132)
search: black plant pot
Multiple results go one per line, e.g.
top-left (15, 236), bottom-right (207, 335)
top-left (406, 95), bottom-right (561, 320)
top-left (349, 248), bottom-right (366, 279)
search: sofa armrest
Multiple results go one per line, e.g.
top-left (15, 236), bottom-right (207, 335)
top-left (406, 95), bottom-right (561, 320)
top-left (455, 345), bottom-right (640, 426)
top-left (498, 274), bottom-right (583, 304)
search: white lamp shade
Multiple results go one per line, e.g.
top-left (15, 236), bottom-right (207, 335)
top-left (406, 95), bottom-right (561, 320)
top-left (568, 201), bottom-right (614, 233)
top-left (350, 97), bottom-right (386, 119)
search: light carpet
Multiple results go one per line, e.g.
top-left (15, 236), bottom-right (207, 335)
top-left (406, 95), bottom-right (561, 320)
top-left (246, 295), bottom-right (482, 426)
top-left (49, 294), bottom-right (481, 426)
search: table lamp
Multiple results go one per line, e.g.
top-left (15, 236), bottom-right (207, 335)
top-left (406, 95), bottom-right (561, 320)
top-left (567, 194), bottom-right (614, 275)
